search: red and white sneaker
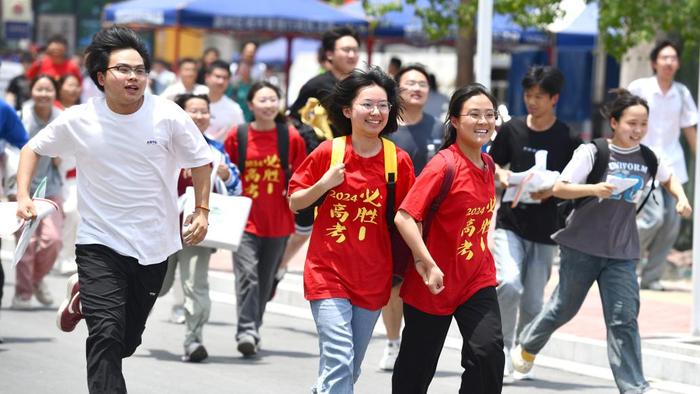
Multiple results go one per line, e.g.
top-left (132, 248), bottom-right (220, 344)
top-left (56, 274), bottom-right (83, 332)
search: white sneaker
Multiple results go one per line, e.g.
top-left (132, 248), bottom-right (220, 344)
top-left (33, 280), bottom-right (54, 306)
top-left (11, 295), bottom-right (32, 310)
top-left (503, 347), bottom-right (514, 377)
top-left (513, 369), bottom-right (536, 380)
top-left (378, 340), bottom-right (400, 371)
top-left (511, 344), bottom-right (535, 374)
top-left (170, 305), bottom-right (186, 324)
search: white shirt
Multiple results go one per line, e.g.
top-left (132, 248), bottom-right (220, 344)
top-left (560, 143), bottom-right (671, 190)
top-left (205, 95), bottom-right (244, 142)
top-left (28, 93), bottom-right (212, 265)
top-left (159, 80), bottom-right (209, 102)
top-left (628, 76), bottom-right (698, 183)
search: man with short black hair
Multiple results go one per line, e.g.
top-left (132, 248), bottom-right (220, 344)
top-left (490, 65), bottom-right (581, 379)
top-left (204, 59), bottom-right (244, 142)
top-left (288, 26), bottom-right (360, 124)
top-left (26, 34), bottom-right (82, 81)
top-left (15, 25), bottom-right (213, 393)
top-left (628, 40), bottom-right (698, 291)
top-left (160, 57), bottom-right (209, 101)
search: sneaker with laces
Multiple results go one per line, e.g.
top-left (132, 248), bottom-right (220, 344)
top-left (33, 280), bottom-right (54, 306)
top-left (378, 340), bottom-right (400, 371)
top-left (511, 344), bottom-right (535, 374)
top-left (56, 274), bottom-right (83, 332)
top-left (237, 334), bottom-right (258, 357)
top-left (11, 295), bottom-right (32, 310)
top-left (182, 341), bottom-right (208, 363)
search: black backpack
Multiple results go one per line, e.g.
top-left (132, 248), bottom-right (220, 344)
top-left (556, 138), bottom-right (658, 228)
top-left (235, 122), bottom-right (291, 188)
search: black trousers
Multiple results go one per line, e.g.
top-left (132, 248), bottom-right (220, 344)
top-left (392, 286), bottom-right (504, 394)
top-left (76, 244), bottom-right (167, 394)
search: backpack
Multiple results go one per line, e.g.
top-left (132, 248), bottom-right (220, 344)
top-left (422, 149), bottom-right (495, 240)
top-left (235, 122), bottom-right (291, 188)
top-left (328, 136), bottom-right (412, 278)
top-left (556, 138), bottom-right (658, 228)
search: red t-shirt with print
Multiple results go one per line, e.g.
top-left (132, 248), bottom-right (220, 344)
top-left (224, 123), bottom-right (306, 237)
top-left (288, 137), bottom-right (415, 310)
top-left (399, 144), bottom-right (497, 316)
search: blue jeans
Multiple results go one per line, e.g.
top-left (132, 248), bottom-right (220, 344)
top-left (493, 229), bottom-right (556, 350)
top-left (518, 246), bottom-right (649, 394)
top-left (310, 298), bottom-right (381, 394)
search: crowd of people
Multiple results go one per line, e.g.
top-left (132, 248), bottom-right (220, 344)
top-left (0, 24), bottom-right (696, 394)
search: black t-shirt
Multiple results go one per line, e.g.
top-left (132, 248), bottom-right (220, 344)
top-left (6, 75), bottom-right (30, 111)
top-left (489, 117), bottom-right (581, 244)
top-left (387, 113), bottom-right (443, 175)
top-left (288, 71), bottom-right (338, 123)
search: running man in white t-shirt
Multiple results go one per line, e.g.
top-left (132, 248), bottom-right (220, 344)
top-left (15, 26), bottom-right (213, 393)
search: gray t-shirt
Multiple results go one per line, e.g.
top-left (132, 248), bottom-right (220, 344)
top-left (553, 142), bottom-right (670, 260)
top-left (21, 105), bottom-right (63, 197)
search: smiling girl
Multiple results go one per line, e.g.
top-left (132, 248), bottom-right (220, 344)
top-left (511, 90), bottom-right (692, 394)
top-left (288, 67), bottom-right (414, 393)
top-left (392, 83), bottom-right (504, 393)
top-left (13, 75), bottom-right (64, 310)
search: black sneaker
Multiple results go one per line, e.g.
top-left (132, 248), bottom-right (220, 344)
top-left (182, 341), bottom-right (208, 362)
top-left (237, 334), bottom-right (258, 357)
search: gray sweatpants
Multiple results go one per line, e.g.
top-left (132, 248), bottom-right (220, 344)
top-left (233, 231), bottom-right (289, 342)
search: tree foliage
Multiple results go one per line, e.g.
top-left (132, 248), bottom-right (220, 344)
top-left (358, 0), bottom-right (700, 59)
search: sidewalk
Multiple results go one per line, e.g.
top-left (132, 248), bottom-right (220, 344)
top-left (210, 240), bottom-right (700, 392)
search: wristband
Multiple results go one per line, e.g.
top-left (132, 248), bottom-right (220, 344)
top-left (195, 205), bottom-right (210, 212)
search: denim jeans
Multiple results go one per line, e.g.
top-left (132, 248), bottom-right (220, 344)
top-left (493, 229), bottom-right (556, 350)
top-left (310, 298), bottom-right (381, 394)
top-left (637, 187), bottom-right (681, 286)
top-left (518, 245), bottom-right (649, 394)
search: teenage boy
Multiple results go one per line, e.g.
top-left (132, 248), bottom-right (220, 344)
top-left (204, 59), bottom-right (244, 142)
top-left (489, 65), bottom-right (581, 378)
top-left (160, 57), bottom-right (209, 101)
top-left (15, 25), bottom-right (212, 393)
top-left (628, 40), bottom-right (698, 291)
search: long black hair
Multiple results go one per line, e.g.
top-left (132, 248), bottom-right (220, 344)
top-left (85, 25), bottom-right (151, 92)
top-left (323, 66), bottom-right (402, 136)
top-left (440, 83), bottom-right (497, 150)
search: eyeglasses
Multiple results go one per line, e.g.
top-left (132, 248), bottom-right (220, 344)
top-left (337, 46), bottom-right (359, 54)
top-left (106, 64), bottom-right (148, 79)
top-left (356, 102), bottom-right (392, 114)
top-left (460, 110), bottom-right (498, 122)
top-left (403, 80), bottom-right (428, 89)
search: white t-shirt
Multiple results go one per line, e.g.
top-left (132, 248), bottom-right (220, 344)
top-left (205, 95), bottom-right (244, 142)
top-left (28, 93), bottom-right (212, 265)
top-left (560, 142), bottom-right (672, 188)
top-left (159, 80), bottom-right (209, 102)
top-left (628, 76), bottom-right (698, 183)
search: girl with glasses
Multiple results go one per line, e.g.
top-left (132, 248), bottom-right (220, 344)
top-left (393, 83), bottom-right (504, 394)
top-left (288, 67), bottom-right (415, 393)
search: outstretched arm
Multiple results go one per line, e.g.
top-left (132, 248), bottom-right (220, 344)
top-left (394, 210), bottom-right (444, 294)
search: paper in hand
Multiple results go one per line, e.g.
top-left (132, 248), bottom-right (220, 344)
top-left (12, 178), bottom-right (59, 267)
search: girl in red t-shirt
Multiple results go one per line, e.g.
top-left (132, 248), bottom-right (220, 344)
top-left (223, 81), bottom-right (307, 357)
top-left (393, 84), bottom-right (504, 393)
top-left (288, 67), bottom-right (414, 393)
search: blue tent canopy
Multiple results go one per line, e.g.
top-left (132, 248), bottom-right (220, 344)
top-left (246, 37), bottom-right (320, 66)
top-left (554, 2), bottom-right (598, 48)
top-left (103, 0), bottom-right (368, 33)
